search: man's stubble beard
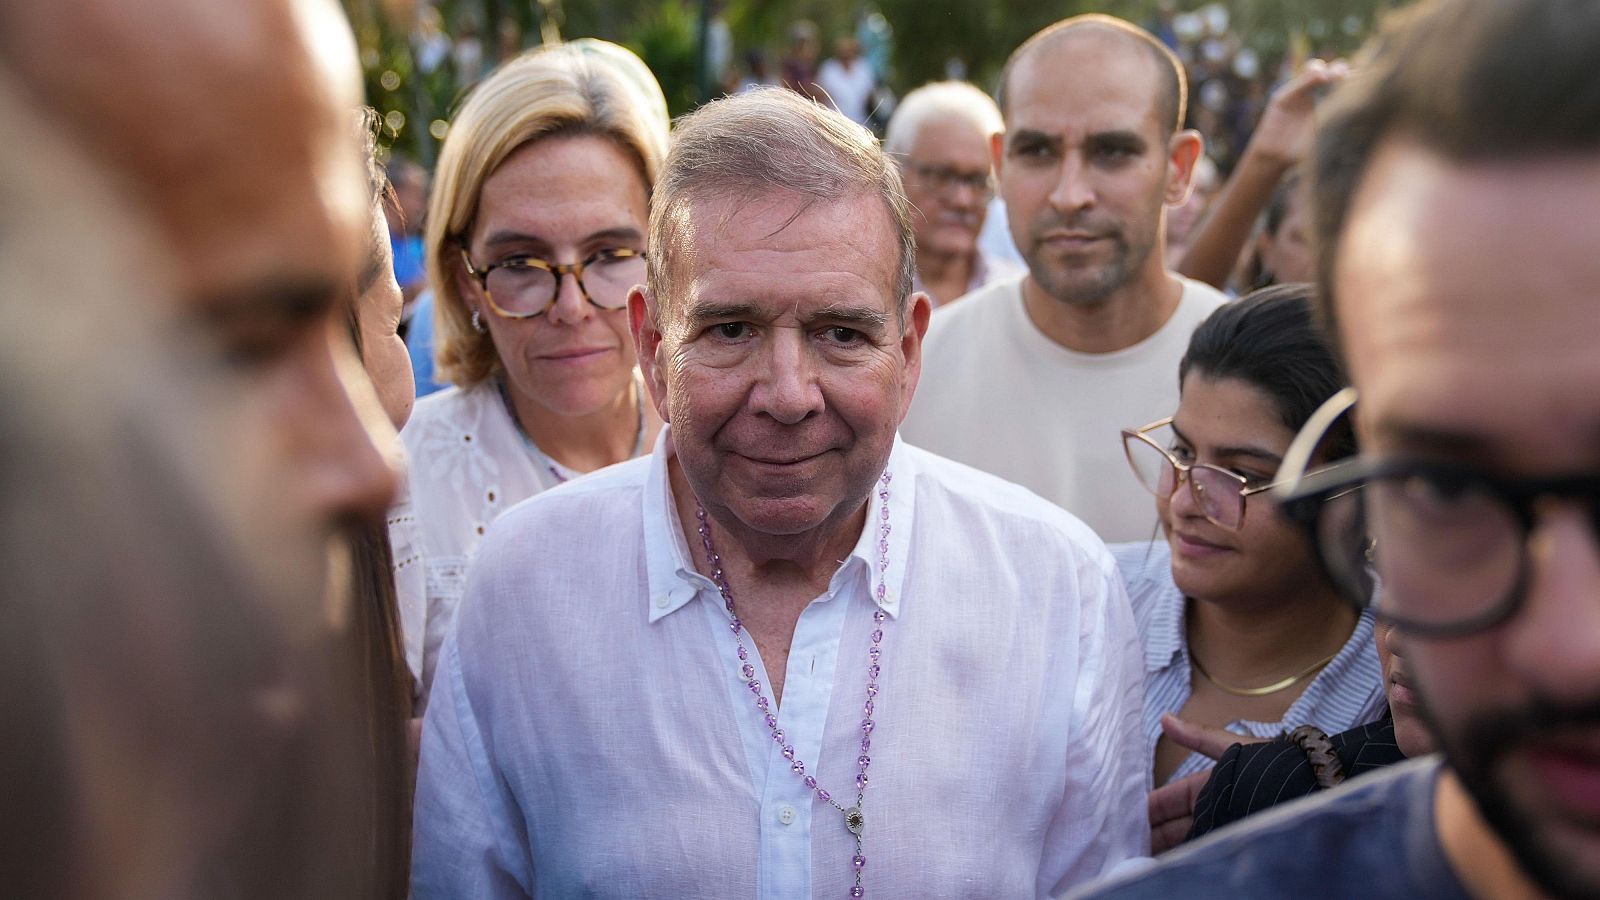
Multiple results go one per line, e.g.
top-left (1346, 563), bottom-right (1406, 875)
top-left (1022, 222), bottom-right (1155, 308)
top-left (1416, 676), bottom-right (1600, 900)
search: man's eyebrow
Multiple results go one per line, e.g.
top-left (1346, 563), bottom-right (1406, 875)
top-left (811, 304), bottom-right (890, 329)
top-left (682, 300), bottom-right (762, 323)
top-left (1007, 129), bottom-right (1061, 152)
top-left (196, 278), bottom-right (339, 328)
top-left (1085, 130), bottom-right (1148, 153)
top-left (1372, 418), bottom-right (1495, 460)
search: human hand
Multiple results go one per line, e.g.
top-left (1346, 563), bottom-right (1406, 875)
top-left (1160, 712), bottom-right (1266, 761)
top-left (1148, 769), bottom-right (1212, 853)
top-left (1248, 58), bottom-right (1351, 169)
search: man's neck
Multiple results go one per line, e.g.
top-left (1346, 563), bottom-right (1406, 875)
top-left (1436, 768), bottom-right (1549, 899)
top-left (1020, 262), bottom-right (1183, 354)
top-left (667, 457), bottom-right (866, 593)
top-left (507, 375), bottom-right (649, 473)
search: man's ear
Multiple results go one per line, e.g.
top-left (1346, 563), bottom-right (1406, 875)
top-left (628, 285), bottom-right (670, 423)
top-left (896, 291), bottom-right (933, 423)
top-left (1165, 129), bottom-right (1206, 206)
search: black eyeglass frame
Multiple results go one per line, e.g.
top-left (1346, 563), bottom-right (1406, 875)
top-left (1274, 388), bottom-right (1600, 637)
top-left (458, 246), bottom-right (647, 319)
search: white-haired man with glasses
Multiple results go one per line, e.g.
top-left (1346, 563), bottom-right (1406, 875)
top-left (884, 81), bottom-right (1022, 307)
top-left (1072, 0), bottom-right (1600, 898)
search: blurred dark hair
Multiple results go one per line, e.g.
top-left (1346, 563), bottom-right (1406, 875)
top-left (343, 105), bottom-right (414, 900)
top-left (1243, 167), bottom-right (1304, 291)
top-left (1312, 0), bottom-right (1600, 343)
top-left (1179, 283), bottom-right (1356, 461)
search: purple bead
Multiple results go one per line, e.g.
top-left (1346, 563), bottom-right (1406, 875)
top-left (868, 665), bottom-right (880, 680)
top-left (737, 646), bottom-right (748, 661)
top-left (870, 629), bottom-right (884, 643)
top-left (851, 886), bottom-right (863, 897)
top-left (868, 646), bottom-right (881, 661)
top-left (857, 754), bottom-right (871, 768)
top-left (774, 729), bottom-right (785, 744)
top-left (880, 507), bottom-right (889, 521)
top-left (742, 664), bottom-right (755, 679)
top-left (856, 772), bottom-right (869, 790)
top-left (873, 610), bottom-right (886, 624)
top-left (861, 719), bottom-right (874, 734)
top-left (783, 745), bottom-right (795, 760)
top-left (866, 683), bottom-right (878, 697)
top-left (883, 472), bottom-right (892, 483)
top-left (792, 760), bottom-right (805, 774)
top-left (712, 568), bottom-right (724, 580)
top-left (863, 699), bottom-right (874, 717)
top-left (730, 619), bottom-right (742, 634)
top-left (702, 537), bottom-right (713, 550)
top-left (709, 552), bottom-right (720, 565)
top-left (861, 737), bottom-right (871, 752)
top-left (878, 539), bottom-right (888, 554)
top-left (818, 789), bottom-right (831, 802)
top-left (747, 680), bottom-right (761, 694)
top-left (757, 696), bottom-right (769, 711)
top-left (853, 854), bottom-right (866, 870)
top-left (804, 775), bottom-right (817, 789)
top-left (765, 713), bottom-right (777, 728)
top-left (875, 583), bottom-right (886, 599)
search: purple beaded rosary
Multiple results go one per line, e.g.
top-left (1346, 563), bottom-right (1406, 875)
top-left (694, 470), bottom-right (892, 899)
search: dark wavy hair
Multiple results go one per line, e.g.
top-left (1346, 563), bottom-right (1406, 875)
top-left (1178, 283), bottom-right (1356, 461)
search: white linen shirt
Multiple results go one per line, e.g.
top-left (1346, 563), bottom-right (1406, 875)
top-left (1110, 541), bottom-right (1387, 785)
top-left (412, 429), bottom-right (1150, 898)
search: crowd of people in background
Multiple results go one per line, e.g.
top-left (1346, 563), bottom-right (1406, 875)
top-left (7, 0), bottom-right (1600, 897)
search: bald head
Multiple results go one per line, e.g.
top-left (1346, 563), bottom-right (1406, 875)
top-left (999, 15), bottom-right (1186, 136)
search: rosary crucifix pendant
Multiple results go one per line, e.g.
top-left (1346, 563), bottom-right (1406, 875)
top-left (845, 807), bottom-right (865, 836)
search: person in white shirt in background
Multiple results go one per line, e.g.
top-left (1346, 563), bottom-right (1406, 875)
top-left (411, 87), bottom-right (1148, 899)
top-left (901, 14), bottom-right (1227, 544)
top-left (885, 81), bottom-right (1024, 308)
top-left (816, 37), bottom-right (877, 125)
top-left (400, 40), bottom-right (668, 702)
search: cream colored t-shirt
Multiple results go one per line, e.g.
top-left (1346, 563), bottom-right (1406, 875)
top-left (901, 275), bottom-right (1228, 543)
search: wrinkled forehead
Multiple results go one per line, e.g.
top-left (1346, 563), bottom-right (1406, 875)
top-left (3, 0), bottom-right (367, 306)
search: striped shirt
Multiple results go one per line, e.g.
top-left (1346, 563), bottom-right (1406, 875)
top-left (1110, 540), bottom-right (1387, 784)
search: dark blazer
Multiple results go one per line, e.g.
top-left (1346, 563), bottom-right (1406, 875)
top-left (1187, 712), bottom-right (1405, 842)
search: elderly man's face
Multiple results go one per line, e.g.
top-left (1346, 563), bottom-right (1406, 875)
top-left (4, 0), bottom-right (397, 533)
top-left (902, 115), bottom-right (994, 263)
top-left (1337, 137), bottom-right (1600, 898)
top-left (634, 192), bottom-right (929, 538)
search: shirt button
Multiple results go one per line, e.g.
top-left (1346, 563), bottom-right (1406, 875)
top-left (778, 805), bottom-right (796, 825)
top-left (655, 594), bottom-right (670, 609)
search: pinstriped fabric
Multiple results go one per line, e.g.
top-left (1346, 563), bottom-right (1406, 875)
top-left (1188, 716), bottom-right (1405, 841)
top-left (1110, 540), bottom-right (1390, 783)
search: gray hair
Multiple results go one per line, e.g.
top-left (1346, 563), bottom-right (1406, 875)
top-left (647, 87), bottom-right (916, 323)
top-left (883, 81), bottom-right (1003, 158)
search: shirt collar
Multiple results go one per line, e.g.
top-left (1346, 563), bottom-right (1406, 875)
top-left (642, 426), bottom-right (914, 624)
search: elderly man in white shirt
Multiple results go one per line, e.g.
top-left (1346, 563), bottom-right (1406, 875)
top-left (411, 87), bottom-right (1148, 899)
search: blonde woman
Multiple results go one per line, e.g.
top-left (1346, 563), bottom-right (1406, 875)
top-left (402, 41), bottom-right (669, 699)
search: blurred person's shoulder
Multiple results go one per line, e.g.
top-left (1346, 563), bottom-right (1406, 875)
top-left (1067, 757), bottom-right (1470, 900)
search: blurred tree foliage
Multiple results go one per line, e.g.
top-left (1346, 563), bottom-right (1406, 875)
top-left (343, 0), bottom-right (1401, 163)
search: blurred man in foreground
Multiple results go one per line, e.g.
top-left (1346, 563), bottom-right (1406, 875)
top-left (1074, 0), bottom-right (1600, 896)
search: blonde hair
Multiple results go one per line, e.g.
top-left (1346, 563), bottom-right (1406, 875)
top-left (648, 87), bottom-right (915, 323)
top-left (427, 40), bottom-right (669, 388)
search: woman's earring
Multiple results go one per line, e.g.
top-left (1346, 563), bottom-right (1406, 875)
top-left (471, 309), bottom-right (488, 334)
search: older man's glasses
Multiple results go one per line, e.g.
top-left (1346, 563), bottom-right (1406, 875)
top-left (1122, 417), bottom-right (1277, 531)
top-left (906, 162), bottom-right (993, 199)
top-left (459, 247), bottom-right (646, 319)
top-left (1275, 388), bottom-right (1600, 637)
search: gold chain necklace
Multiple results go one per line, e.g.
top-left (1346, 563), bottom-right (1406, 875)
top-left (1189, 648), bottom-right (1341, 697)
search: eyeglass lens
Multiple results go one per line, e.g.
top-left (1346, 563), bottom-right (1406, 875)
top-left (1123, 434), bottom-right (1247, 529)
top-left (1316, 474), bottom-right (1523, 630)
top-left (485, 252), bottom-right (645, 316)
